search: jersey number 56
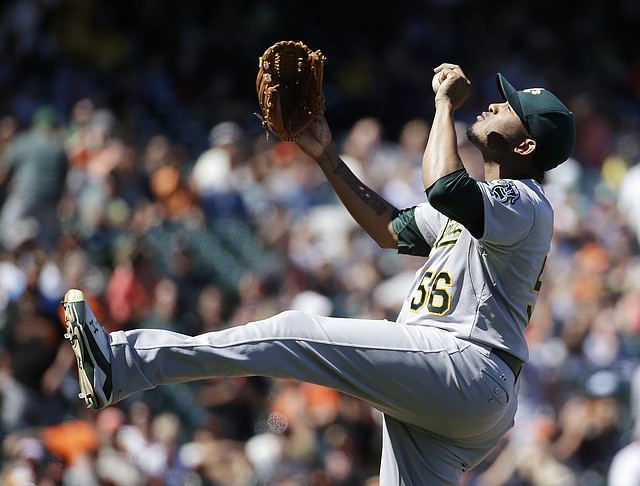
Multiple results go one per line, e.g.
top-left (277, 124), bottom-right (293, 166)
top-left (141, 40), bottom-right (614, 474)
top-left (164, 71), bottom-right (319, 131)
top-left (409, 270), bottom-right (452, 315)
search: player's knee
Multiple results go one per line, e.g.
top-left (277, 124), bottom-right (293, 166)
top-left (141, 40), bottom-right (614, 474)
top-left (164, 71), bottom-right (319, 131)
top-left (276, 309), bottom-right (312, 321)
top-left (268, 309), bottom-right (323, 329)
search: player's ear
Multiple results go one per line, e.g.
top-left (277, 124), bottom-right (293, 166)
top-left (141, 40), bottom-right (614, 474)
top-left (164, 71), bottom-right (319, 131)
top-left (513, 137), bottom-right (536, 157)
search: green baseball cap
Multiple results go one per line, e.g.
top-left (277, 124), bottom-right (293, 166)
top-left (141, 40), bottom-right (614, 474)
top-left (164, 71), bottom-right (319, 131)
top-left (496, 73), bottom-right (576, 171)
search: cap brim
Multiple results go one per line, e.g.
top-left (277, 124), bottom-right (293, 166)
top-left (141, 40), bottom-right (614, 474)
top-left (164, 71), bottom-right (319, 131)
top-left (496, 73), bottom-right (527, 129)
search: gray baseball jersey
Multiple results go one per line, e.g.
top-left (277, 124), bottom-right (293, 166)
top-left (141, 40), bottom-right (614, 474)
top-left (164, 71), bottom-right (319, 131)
top-left (397, 177), bottom-right (552, 362)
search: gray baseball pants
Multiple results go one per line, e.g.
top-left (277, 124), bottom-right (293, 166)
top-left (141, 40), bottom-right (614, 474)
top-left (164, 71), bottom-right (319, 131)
top-left (108, 310), bottom-right (519, 485)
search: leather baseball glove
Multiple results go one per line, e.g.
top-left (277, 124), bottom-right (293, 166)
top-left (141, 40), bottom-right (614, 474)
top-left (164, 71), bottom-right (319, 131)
top-left (256, 40), bottom-right (326, 142)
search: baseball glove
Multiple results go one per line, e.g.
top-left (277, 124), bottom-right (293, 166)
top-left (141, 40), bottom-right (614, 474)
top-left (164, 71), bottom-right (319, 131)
top-left (256, 40), bottom-right (326, 142)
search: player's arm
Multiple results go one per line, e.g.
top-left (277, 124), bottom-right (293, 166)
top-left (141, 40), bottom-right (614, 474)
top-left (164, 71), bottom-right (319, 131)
top-left (296, 117), bottom-right (398, 249)
top-left (422, 64), bottom-right (484, 238)
top-left (422, 64), bottom-right (469, 188)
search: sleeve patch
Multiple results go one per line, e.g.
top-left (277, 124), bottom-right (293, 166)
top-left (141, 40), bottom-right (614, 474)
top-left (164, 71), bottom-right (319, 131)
top-left (489, 180), bottom-right (520, 205)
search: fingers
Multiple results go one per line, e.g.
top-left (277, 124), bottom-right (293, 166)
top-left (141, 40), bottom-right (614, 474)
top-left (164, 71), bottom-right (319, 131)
top-left (433, 63), bottom-right (469, 85)
top-left (432, 63), bottom-right (471, 110)
top-left (433, 63), bottom-right (466, 77)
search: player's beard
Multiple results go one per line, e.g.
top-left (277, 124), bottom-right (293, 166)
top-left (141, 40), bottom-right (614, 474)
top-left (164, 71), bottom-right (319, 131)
top-left (466, 123), bottom-right (523, 160)
top-left (466, 123), bottom-right (512, 151)
top-left (466, 123), bottom-right (480, 146)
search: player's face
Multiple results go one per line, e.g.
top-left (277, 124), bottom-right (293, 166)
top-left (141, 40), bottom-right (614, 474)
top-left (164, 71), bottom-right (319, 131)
top-left (466, 101), bottom-right (529, 154)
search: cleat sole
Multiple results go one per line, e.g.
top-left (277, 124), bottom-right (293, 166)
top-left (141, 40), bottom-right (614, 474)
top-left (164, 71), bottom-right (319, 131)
top-left (63, 292), bottom-right (98, 409)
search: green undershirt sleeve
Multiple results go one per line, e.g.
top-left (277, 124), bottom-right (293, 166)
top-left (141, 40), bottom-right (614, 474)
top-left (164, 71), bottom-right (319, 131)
top-left (392, 207), bottom-right (432, 256)
top-left (425, 169), bottom-right (484, 238)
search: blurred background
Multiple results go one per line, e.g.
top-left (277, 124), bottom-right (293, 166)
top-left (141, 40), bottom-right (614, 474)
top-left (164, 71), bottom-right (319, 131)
top-left (1, 0), bottom-right (640, 485)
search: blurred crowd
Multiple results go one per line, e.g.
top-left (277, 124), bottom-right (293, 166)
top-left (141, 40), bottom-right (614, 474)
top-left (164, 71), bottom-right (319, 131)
top-left (2, 0), bottom-right (640, 485)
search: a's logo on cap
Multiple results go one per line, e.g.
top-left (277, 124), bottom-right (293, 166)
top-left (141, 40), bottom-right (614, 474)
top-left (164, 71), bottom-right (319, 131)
top-left (523, 88), bottom-right (545, 95)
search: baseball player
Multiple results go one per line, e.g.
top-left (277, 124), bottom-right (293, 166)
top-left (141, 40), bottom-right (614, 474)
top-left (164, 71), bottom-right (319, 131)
top-left (63, 63), bottom-right (575, 484)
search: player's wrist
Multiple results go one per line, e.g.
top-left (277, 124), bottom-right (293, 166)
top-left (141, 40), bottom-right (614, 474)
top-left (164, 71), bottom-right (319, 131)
top-left (434, 97), bottom-right (455, 110)
top-left (314, 144), bottom-right (337, 167)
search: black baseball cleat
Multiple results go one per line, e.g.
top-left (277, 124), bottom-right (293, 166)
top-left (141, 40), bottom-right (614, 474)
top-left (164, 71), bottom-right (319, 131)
top-left (62, 289), bottom-right (113, 409)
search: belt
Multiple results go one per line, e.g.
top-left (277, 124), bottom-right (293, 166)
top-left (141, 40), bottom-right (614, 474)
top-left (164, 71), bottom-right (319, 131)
top-left (492, 348), bottom-right (523, 378)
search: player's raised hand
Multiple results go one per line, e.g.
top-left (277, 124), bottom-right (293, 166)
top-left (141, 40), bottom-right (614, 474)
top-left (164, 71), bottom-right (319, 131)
top-left (433, 63), bottom-right (471, 110)
top-left (295, 116), bottom-right (333, 160)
